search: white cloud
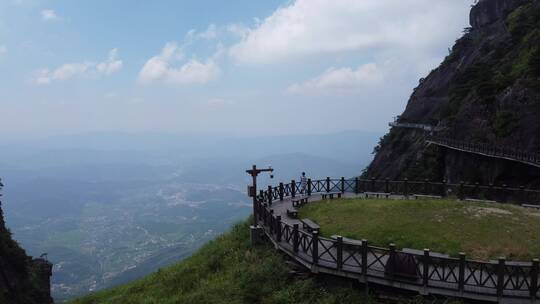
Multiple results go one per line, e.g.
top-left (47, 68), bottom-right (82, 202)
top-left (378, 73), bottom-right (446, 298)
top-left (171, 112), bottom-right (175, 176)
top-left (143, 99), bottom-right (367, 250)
top-left (138, 42), bottom-right (220, 85)
top-left (288, 63), bottom-right (384, 94)
top-left (96, 48), bottom-right (123, 75)
top-left (40, 9), bottom-right (57, 21)
top-left (196, 24), bottom-right (217, 40)
top-left (229, 0), bottom-right (472, 64)
top-left (226, 24), bottom-right (249, 38)
top-left (33, 49), bottom-right (123, 84)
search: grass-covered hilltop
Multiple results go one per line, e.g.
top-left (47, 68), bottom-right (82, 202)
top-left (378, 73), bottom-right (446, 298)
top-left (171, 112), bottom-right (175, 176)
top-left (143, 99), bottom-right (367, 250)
top-left (300, 198), bottom-right (540, 260)
top-left (71, 220), bottom-right (370, 304)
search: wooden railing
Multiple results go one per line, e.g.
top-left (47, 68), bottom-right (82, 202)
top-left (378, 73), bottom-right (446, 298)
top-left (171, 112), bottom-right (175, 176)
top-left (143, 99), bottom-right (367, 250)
top-left (254, 178), bottom-right (540, 303)
top-left (427, 136), bottom-right (540, 168)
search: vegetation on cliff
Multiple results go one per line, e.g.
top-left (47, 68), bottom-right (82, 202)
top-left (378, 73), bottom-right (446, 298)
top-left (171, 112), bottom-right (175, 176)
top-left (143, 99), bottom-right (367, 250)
top-left (0, 180), bottom-right (53, 304)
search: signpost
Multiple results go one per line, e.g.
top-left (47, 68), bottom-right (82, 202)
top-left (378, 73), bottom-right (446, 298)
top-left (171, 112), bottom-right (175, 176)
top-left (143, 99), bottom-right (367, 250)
top-left (246, 165), bottom-right (274, 226)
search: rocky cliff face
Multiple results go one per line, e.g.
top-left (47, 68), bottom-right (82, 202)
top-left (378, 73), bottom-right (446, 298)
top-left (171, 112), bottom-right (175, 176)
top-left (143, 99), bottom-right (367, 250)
top-left (365, 0), bottom-right (540, 187)
top-left (0, 180), bottom-right (53, 304)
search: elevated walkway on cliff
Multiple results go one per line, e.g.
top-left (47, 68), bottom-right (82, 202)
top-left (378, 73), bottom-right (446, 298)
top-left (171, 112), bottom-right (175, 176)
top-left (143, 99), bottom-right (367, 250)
top-left (426, 136), bottom-right (540, 168)
top-left (388, 115), bottom-right (442, 132)
top-left (388, 121), bottom-right (442, 132)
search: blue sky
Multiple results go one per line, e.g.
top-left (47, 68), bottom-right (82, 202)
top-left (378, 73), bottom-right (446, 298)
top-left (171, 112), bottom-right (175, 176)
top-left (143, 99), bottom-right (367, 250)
top-left (0, 0), bottom-right (474, 139)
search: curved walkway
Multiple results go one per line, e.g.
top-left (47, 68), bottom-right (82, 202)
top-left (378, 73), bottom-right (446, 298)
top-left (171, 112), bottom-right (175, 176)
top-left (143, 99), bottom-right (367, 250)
top-left (256, 190), bottom-right (539, 304)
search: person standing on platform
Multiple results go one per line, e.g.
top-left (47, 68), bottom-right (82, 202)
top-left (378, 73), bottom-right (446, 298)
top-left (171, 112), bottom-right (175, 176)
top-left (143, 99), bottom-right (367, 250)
top-left (300, 172), bottom-right (307, 195)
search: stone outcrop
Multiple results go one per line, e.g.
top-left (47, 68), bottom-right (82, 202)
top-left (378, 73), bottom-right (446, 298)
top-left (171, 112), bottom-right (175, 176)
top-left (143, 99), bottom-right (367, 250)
top-left (470, 0), bottom-right (523, 28)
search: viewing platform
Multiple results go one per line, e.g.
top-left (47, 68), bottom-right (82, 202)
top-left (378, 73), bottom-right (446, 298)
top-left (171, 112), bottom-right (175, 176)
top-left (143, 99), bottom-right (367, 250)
top-left (252, 177), bottom-right (540, 303)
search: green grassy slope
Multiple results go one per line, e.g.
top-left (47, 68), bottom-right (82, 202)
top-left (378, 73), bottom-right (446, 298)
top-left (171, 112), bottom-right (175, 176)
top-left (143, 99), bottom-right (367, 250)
top-left (71, 219), bottom-right (369, 304)
top-left (300, 198), bottom-right (540, 260)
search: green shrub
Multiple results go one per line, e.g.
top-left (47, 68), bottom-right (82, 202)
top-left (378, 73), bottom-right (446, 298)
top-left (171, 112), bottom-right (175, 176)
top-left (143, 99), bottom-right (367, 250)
top-left (494, 111), bottom-right (519, 137)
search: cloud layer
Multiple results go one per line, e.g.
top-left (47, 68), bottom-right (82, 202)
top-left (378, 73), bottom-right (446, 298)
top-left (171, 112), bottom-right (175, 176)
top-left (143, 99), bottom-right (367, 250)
top-left (229, 0), bottom-right (471, 64)
top-left (34, 49), bottom-right (123, 84)
top-left (288, 63), bottom-right (384, 94)
top-left (138, 42), bottom-right (220, 85)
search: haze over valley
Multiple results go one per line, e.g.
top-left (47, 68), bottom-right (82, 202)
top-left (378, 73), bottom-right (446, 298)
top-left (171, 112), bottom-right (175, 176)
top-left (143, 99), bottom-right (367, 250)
top-left (1, 131), bottom-right (378, 299)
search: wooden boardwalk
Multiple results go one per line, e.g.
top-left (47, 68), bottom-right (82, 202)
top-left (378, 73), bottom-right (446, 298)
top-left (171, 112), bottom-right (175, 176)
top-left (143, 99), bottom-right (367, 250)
top-left (256, 190), bottom-right (540, 303)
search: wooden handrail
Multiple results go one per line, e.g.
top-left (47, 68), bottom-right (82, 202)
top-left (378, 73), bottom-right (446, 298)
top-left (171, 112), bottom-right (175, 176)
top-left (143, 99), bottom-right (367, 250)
top-left (255, 177), bottom-right (540, 302)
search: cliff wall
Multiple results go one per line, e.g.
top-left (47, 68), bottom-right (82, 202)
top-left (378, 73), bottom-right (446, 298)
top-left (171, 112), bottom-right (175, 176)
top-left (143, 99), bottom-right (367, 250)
top-left (366, 0), bottom-right (540, 187)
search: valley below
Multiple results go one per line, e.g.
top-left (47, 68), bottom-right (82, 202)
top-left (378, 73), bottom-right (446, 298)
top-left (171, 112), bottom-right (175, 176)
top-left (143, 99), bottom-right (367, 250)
top-left (0, 131), bottom-right (378, 300)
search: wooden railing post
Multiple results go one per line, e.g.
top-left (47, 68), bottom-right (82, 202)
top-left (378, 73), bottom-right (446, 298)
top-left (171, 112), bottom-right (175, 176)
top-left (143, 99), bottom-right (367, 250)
top-left (441, 180), bottom-right (447, 197)
top-left (385, 178), bottom-right (390, 194)
top-left (388, 244), bottom-right (396, 279)
top-left (279, 183), bottom-right (284, 201)
top-left (307, 178), bottom-right (312, 196)
top-left (268, 186), bottom-right (273, 205)
top-left (336, 236), bottom-right (343, 270)
top-left (371, 177), bottom-right (376, 192)
top-left (497, 257), bottom-right (506, 299)
top-left (355, 177), bottom-right (360, 194)
top-left (502, 184), bottom-right (508, 203)
top-left (340, 177), bottom-right (345, 193)
top-left (276, 216), bottom-right (282, 242)
top-left (474, 182), bottom-right (480, 199)
top-left (258, 201), bottom-right (263, 221)
top-left (312, 231), bottom-right (319, 265)
top-left (488, 183), bottom-right (494, 200)
top-left (424, 179), bottom-right (429, 194)
top-left (326, 177), bottom-right (331, 192)
top-left (361, 240), bottom-right (368, 275)
top-left (458, 252), bottom-right (466, 293)
top-left (263, 204), bottom-right (268, 226)
top-left (269, 210), bottom-right (274, 234)
top-left (531, 259), bottom-right (539, 301)
top-left (458, 181), bottom-right (465, 200)
top-left (404, 178), bottom-right (409, 197)
top-left (293, 224), bottom-right (299, 253)
top-left (291, 180), bottom-right (296, 198)
top-left (423, 249), bottom-right (430, 287)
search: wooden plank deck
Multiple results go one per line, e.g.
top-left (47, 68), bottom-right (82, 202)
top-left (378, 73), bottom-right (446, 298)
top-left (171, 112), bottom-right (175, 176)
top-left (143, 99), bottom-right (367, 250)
top-left (259, 193), bottom-right (534, 303)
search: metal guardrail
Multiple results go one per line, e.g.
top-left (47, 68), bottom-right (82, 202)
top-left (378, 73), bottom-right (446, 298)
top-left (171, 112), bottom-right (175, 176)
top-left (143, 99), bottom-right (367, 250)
top-left (427, 136), bottom-right (540, 168)
top-left (389, 122), bottom-right (442, 132)
top-left (254, 178), bottom-right (540, 303)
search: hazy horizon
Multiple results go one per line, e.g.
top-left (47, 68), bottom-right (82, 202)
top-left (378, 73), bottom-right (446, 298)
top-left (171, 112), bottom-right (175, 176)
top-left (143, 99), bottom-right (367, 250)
top-left (0, 0), bottom-right (474, 140)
